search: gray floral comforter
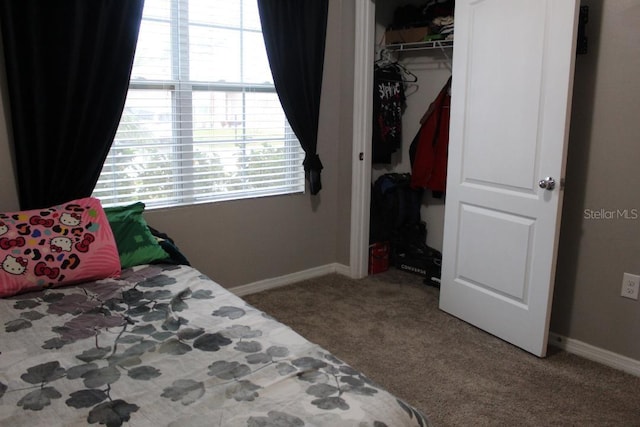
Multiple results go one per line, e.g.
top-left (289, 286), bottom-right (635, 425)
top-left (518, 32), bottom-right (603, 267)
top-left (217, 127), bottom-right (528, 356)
top-left (0, 264), bottom-right (429, 426)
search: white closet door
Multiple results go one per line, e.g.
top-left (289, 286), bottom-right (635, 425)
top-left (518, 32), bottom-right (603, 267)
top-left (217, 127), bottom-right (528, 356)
top-left (439, 0), bottom-right (580, 357)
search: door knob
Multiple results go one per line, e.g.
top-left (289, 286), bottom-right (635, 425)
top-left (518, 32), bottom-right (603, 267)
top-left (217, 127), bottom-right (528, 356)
top-left (538, 177), bottom-right (555, 190)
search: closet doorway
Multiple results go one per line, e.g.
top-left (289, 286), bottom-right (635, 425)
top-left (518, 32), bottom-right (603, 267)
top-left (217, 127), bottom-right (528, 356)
top-left (351, 0), bottom-right (581, 357)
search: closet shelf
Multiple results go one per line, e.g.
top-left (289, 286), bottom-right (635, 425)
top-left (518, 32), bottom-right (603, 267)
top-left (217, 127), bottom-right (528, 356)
top-left (385, 39), bottom-right (453, 53)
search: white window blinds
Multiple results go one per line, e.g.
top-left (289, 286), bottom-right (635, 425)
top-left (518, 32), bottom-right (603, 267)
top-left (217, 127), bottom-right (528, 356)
top-left (93, 0), bottom-right (305, 208)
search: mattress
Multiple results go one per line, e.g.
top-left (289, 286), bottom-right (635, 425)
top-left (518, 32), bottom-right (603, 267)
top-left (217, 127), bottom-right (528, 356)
top-left (0, 263), bottom-right (429, 426)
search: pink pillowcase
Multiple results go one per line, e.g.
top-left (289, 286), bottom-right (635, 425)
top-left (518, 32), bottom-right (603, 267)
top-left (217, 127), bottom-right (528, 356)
top-left (0, 197), bottom-right (121, 297)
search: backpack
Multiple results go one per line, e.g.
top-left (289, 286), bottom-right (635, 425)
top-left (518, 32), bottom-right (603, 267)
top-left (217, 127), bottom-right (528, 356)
top-left (369, 173), bottom-right (442, 287)
top-left (370, 173), bottom-right (422, 244)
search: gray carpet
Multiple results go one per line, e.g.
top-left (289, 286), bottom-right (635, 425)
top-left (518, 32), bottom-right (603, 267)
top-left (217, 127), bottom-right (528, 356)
top-left (243, 269), bottom-right (640, 427)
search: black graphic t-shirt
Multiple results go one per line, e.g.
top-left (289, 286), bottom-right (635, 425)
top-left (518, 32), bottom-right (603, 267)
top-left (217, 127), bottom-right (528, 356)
top-left (372, 65), bottom-right (405, 164)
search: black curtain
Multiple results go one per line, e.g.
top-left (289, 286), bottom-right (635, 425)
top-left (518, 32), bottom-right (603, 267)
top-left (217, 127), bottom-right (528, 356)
top-left (257, 0), bottom-right (328, 195)
top-left (0, 0), bottom-right (144, 210)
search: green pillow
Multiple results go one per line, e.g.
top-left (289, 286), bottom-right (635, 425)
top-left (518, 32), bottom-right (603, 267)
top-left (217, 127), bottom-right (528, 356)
top-left (104, 202), bottom-right (169, 269)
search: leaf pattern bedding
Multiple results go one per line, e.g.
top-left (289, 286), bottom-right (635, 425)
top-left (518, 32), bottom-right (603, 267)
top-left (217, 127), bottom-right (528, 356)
top-left (0, 264), bottom-right (430, 426)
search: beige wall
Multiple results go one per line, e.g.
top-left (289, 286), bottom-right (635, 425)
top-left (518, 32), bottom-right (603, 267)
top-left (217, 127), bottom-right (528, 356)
top-left (551, 0), bottom-right (640, 361)
top-left (144, 0), bottom-right (355, 287)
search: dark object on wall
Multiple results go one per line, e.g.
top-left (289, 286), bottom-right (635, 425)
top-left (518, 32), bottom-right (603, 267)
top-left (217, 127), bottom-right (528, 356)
top-left (577, 6), bottom-right (589, 55)
top-left (258, 0), bottom-right (328, 195)
top-left (0, 0), bottom-right (144, 210)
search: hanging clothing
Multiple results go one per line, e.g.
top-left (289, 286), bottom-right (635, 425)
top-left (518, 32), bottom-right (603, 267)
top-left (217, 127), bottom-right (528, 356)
top-left (409, 77), bottom-right (452, 195)
top-left (372, 64), bottom-right (406, 164)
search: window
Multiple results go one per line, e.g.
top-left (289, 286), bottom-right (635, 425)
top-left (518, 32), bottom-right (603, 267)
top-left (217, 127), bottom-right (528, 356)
top-left (93, 0), bottom-right (305, 208)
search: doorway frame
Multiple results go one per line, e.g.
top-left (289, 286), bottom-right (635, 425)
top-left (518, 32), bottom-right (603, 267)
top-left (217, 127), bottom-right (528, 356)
top-left (349, 0), bottom-right (376, 279)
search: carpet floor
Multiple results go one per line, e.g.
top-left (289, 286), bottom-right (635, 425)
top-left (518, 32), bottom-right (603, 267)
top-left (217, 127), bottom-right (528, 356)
top-left (243, 268), bottom-right (640, 426)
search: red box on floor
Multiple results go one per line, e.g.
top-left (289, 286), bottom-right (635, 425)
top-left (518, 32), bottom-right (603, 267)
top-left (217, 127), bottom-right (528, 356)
top-left (368, 242), bottom-right (390, 274)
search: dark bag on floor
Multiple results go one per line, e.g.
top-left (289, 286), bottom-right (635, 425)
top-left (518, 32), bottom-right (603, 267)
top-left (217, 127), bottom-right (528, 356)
top-left (370, 173), bottom-right (441, 286)
top-left (370, 173), bottom-right (422, 244)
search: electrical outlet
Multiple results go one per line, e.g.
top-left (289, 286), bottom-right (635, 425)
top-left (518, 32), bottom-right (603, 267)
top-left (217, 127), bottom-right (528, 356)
top-left (621, 273), bottom-right (640, 300)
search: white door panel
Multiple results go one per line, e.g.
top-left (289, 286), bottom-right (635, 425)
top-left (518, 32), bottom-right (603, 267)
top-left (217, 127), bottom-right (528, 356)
top-left (440, 0), bottom-right (579, 357)
top-left (456, 204), bottom-right (534, 303)
top-left (462, 1), bottom-right (547, 191)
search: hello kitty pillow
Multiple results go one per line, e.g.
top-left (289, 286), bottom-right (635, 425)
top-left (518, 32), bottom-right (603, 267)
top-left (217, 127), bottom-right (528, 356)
top-left (0, 197), bottom-right (121, 297)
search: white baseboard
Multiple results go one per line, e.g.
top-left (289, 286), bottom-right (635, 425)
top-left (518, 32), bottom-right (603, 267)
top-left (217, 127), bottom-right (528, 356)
top-left (549, 332), bottom-right (640, 377)
top-left (230, 263), bottom-right (350, 297)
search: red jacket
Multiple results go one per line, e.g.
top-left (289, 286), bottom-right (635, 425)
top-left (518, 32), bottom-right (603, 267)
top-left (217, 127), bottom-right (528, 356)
top-left (410, 77), bottom-right (451, 193)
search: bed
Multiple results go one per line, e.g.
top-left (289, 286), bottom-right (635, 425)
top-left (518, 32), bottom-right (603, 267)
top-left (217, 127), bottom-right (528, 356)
top-left (0, 198), bottom-right (430, 426)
